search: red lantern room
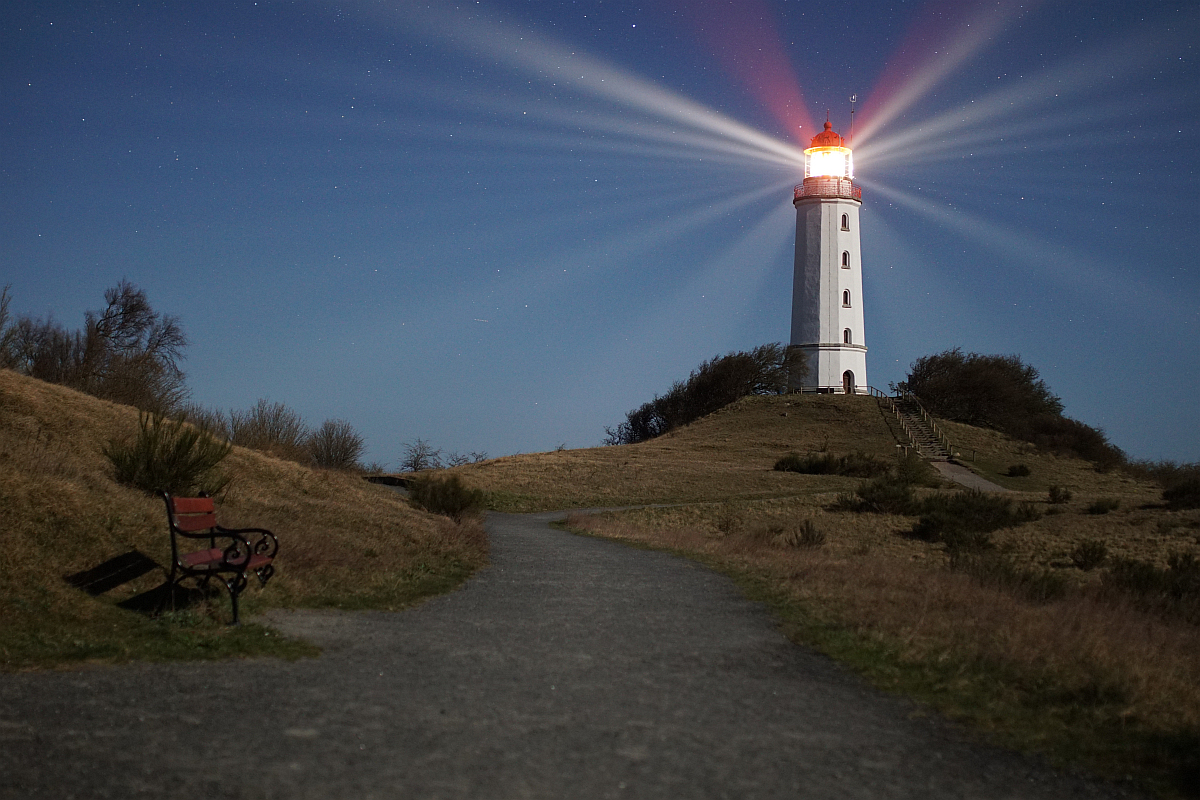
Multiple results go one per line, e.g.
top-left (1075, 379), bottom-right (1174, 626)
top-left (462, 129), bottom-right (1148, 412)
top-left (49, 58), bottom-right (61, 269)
top-left (794, 121), bottom-right (860, 202)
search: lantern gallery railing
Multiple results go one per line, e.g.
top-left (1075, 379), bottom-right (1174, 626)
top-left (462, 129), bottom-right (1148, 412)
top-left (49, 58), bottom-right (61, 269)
top-left (794, 179), bottom-right (861, 201)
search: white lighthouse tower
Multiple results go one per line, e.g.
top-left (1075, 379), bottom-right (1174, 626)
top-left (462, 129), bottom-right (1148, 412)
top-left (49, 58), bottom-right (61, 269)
top-left (790, 119), bottom-right (867, 394)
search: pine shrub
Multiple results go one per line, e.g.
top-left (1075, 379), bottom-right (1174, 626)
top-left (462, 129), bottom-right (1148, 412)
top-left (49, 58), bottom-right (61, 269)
top-left (105, 412), bottom-right (231, 496)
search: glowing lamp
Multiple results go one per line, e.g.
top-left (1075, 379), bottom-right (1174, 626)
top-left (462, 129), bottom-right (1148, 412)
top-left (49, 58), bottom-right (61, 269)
top-left (803, 121), bottom-right (853, 179)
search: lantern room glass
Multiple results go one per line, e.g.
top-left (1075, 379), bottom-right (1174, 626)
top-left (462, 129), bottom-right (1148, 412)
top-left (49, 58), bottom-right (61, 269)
top-left (804, 146), bottom-right (854, 180)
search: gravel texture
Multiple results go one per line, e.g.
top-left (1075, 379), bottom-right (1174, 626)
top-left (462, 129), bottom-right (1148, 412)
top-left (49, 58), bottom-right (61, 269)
top-left (0, 510), bottom-right (1143, 799)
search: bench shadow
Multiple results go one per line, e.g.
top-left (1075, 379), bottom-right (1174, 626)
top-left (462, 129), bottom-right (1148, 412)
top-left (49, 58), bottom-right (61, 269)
top-left (63, 550), bottom-right (211, 616)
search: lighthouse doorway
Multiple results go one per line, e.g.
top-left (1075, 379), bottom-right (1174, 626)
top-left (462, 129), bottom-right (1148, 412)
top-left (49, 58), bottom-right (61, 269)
top-left (842, 371), bottom-right (855, 395)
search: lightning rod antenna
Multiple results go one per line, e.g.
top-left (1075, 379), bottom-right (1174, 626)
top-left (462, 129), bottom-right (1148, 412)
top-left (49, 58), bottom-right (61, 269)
top-left (849, 94), bottom-right (857, 144)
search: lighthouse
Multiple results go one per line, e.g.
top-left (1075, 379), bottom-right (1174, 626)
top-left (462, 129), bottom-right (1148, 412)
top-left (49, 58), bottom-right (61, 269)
top-left (790, 119), bottom-right (867, 394)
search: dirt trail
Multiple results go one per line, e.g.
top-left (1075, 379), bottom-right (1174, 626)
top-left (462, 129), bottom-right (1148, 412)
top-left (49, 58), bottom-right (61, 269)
top-left (0, 511), bottom-right (1139, 798)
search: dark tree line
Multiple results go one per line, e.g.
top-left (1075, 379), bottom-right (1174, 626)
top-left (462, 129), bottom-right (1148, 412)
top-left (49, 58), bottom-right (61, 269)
top-left (0, 281), bottom-right (187, 413)
top-left (898, 348), bottom-right (1123, 468)
top-left (605, 343), bottom-right (807, 445)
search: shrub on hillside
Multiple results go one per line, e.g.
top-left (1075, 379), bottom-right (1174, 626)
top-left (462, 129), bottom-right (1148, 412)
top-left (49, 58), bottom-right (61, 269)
top-left (605, 343), bottom-right (807, 445)
top-left (1007, 463), bottom-right (1031, 477)
top-left (307, 418), bottom-right (366, 470)
top-left (836, 475), bottom-right (917, 514)
top-left (1087, 498), bottom-right (1120, 515)
top-left (897, 348), bottom-right (1123, 467)
top-left (908, 490), bottom-right (1041, 552)
top-left (1163, 477), bottom-right (1200, 510)
top-left (1071, 539), bottom-right (1108, 571)
top-left (409, 474), bottom-right (485, 520)
top-left (105, 412), bottom-right (231, 496)
top-left (774, 451), bottom-right (889, 478)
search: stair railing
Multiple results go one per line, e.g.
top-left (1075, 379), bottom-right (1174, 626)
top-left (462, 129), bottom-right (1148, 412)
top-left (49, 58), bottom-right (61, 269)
top-left (900, 392), bottom-right (954, 458)
top-left (869, 387), bottom-right (956, 460)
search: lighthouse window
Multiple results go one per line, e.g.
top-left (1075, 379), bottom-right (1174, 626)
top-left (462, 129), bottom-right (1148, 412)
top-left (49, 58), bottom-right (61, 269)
top-left (841, 214), bottom-right (850, 231)
top-left (843, 328), bottom-right (852, 344)
top-left (841, 251), bottom-right (850, 268)
top-left (842, 290), bottom-right (851, 307)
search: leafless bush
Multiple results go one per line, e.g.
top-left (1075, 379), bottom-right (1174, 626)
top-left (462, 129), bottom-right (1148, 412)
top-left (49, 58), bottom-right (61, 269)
top-left (307, 418), bottom-right (366, 471)
top-left (401, 438), bottom-right (442, 472)
top-left (444, 451), bottom-right (470, 467)
top-left (229, 399), bottom-right (309, 462)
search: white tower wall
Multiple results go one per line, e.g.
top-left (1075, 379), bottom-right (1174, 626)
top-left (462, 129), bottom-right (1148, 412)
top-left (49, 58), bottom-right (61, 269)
top-left (790, 196), bottom-right (867, 393)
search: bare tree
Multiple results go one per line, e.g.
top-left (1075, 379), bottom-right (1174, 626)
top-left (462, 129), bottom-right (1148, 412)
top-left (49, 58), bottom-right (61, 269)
top-left (401, 438), bottom-right (442, 472)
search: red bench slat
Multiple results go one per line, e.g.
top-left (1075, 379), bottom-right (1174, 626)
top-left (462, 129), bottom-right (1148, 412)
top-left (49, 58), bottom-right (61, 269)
top-left (171, 497), bottom-right (215, 513)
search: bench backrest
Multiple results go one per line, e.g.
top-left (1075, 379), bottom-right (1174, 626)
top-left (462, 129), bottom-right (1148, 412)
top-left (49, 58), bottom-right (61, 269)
top-left (166, 495), bottom-right (217, 532)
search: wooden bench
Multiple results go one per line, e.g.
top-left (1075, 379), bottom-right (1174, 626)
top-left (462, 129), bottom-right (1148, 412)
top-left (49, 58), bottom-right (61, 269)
top-left (160, 492), bottom-right (279, 624)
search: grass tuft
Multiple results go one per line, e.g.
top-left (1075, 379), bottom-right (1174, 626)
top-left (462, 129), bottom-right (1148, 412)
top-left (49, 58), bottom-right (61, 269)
top-left (1086, 498), bottom-right (1120, 515)
top-left (1070, 539), bottom-right (1108, 571)
top-left (1048, 485), bottom-right (1073, 504)
top-left (775, 519), bottom-right (826, 548)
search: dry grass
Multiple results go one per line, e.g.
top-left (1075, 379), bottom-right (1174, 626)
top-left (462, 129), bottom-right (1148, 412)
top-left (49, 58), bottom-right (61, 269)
top-left (444, 394), bottom-right (909, 511)
top-left (0, 369), bottom-right (487, 669)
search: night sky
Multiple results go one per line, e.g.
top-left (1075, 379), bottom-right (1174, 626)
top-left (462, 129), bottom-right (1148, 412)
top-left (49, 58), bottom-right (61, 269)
top-left (3, 0), bottom-right (1197, 465)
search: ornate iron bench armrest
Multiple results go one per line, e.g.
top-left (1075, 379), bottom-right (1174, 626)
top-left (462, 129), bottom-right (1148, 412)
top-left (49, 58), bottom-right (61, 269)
top-left (216, 525), bottom-right (279, 561)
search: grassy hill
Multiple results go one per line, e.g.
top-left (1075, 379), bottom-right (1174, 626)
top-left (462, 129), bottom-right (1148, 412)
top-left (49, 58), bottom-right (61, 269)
top-left (0, 368), bottom-right (486, 670)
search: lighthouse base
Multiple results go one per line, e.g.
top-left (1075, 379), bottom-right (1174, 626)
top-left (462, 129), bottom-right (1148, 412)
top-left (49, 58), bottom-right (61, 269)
top-left (793, 343), bottom-right (868, 394)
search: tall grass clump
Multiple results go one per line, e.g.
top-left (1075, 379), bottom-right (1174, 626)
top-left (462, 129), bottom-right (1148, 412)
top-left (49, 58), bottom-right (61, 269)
top-left (775, 518), bottom-right (826, 548)
top-left (1104, 552), bottom-right (1200, 623)
top-left (1048, 485), bottom-right (1073, 504)
top-left (774, 450), bottom-right (889, 478)
top-left (409, 474), bottom-right (486, 521)
top-left (948, 551), bottom-right (1067, 603)
top-left (104, 412), bottom-right (232, 495)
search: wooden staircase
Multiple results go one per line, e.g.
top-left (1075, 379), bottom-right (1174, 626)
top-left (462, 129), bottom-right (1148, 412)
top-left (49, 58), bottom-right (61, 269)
top-left (869, 389), bottom-right (953, 462)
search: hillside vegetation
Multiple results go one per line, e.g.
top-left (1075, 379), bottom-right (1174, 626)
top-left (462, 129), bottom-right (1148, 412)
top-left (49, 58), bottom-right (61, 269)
top-left (0, 368), bottom-right (486, 670)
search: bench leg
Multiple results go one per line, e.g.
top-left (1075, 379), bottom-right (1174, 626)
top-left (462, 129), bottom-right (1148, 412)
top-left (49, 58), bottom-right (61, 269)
top-left (222, 572), bottom-right (249, 625)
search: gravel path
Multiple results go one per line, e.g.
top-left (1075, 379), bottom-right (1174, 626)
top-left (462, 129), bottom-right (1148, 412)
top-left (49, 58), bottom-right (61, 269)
top-left (0, 511), bottom-right (1139, 799)
top-left (932, 461), bottom-right (1010, 492)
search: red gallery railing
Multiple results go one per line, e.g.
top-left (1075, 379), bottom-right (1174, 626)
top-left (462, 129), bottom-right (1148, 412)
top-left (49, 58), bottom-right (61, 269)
top-left (794, 179), bottom-right (861, 201)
